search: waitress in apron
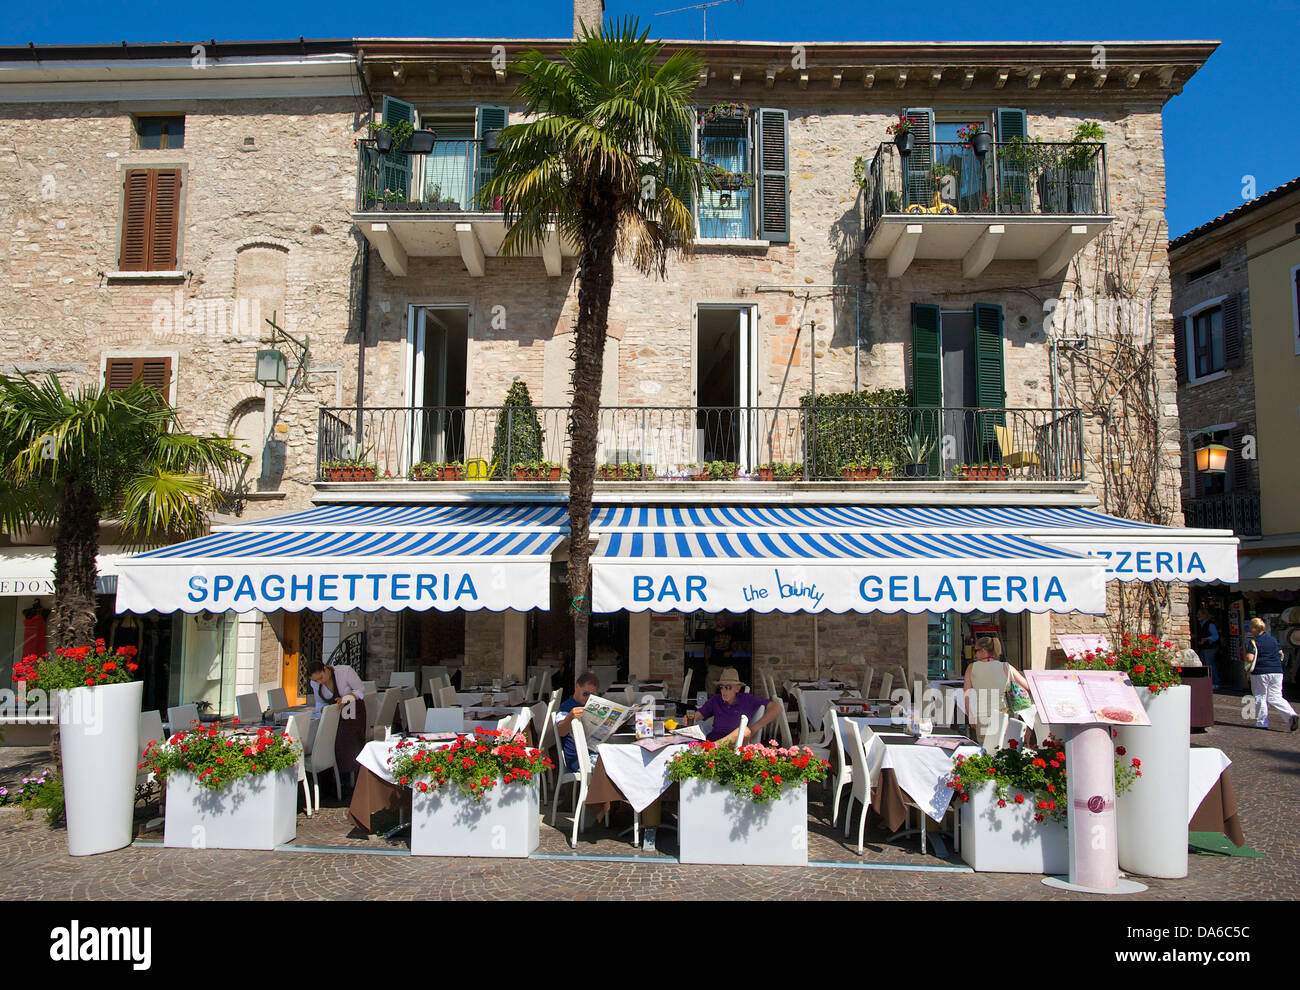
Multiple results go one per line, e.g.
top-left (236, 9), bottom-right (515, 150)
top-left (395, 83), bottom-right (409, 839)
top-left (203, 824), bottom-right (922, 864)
top-left (307, 661), bottom-right (368, 785)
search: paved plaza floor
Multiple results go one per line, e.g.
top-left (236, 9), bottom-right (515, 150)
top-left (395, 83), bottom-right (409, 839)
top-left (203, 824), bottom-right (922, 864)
top-left (2, 690), bottom-right (1295, 900)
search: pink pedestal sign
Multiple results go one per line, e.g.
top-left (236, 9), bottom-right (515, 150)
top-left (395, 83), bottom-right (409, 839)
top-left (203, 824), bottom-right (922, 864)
top-left (1026, 670), bottom-right (1149, 895)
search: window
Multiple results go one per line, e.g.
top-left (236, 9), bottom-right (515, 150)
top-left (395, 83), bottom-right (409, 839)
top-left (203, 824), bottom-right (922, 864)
top-left (1190, 305), bottom-right (1225, 379)
top-left (119, 169), bottom-right (182, 271)
top-left (134, 115), bottom-right (185, 149)
top-left (698, 114), bottom-right (754, 239)
top-left (1186, 259), bottom-right (1220, 283)
top-left (684, 106), bottom-right (788, 243)
top-left (105, 357), bottom-right (172, 397)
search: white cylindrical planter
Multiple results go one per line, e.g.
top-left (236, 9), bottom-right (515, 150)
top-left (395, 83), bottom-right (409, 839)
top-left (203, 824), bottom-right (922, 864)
top-left (58, 680), bottom-right (143, 856)
top-left (1115, 685), bottom-right (1190, 879)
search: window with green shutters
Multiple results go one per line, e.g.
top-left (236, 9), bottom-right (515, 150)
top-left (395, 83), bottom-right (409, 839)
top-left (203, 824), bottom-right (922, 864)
top-left (380, 95), bottom-right (415, 200)
top-left (973, 302), bottom-right (1008, 444)
top-left (910, 303), bottom-right (943, 408)
top-left (687, 106), bottom-right (788, 242)
top-left (475, 105), bottom-right (508, 206)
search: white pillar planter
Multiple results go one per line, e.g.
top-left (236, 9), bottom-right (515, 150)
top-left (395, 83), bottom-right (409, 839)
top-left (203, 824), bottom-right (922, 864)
top-left (960, 785), bottom-right (1067, 874)
top-left (1115, 685), bottom-right (1190, 879)
top-left (411, 778), bottom-right (540, 858)
top-left (164, 768), bottom-right (298, 850)
top-left (57, 680), bottom-right (143, 857)
top-left (678, 779), bottom-right (808, 866)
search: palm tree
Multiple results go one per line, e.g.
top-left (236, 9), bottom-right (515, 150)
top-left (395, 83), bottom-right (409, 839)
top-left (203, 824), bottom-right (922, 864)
top-left (480, 19), bottom-right (705, 670)
top-left (0, 373), bottom-right (247, 649)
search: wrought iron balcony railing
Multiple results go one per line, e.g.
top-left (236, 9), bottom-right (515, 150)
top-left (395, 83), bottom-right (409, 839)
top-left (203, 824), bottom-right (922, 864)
top-left (1183, 492), bottom-right (1261, 537)
top-left (316, 405), bottom-right (1084, 483)
top-left (863, 140), bottom-right (1109, 237)
top-left (356, 139), bottom-right (498, 213)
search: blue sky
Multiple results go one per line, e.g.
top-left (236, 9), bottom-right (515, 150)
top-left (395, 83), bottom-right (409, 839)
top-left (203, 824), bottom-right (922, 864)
top-left (7, 0), bottom-right (1296, 237)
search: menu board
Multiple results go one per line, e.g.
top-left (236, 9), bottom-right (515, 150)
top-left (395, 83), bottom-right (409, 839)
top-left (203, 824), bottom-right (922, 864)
top-left (1024, 670), bottom-right (1150, 726)
top-left (1056, 634), bottom-right (1110, 658)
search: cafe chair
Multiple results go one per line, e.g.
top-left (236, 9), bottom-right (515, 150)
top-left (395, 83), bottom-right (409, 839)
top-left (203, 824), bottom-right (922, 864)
top-left (136, 710), bottom-right (165, 791)
top-left (998, 717), bottom-right (1029, 750)
top-left (235, 692), bottom-right (262, 724)
top-left (420, 665), bottom-right (449, 698)
top-left (402, 697), bottom-right (428, 735)
top-left (267, 688), bottom-right (289, 712)
top-left (824, 710), bottom-right (852, 826)
top-left (523, 673), bottom-right (539, 704)
top-left (550, 719), bottom-right (596, 848)
top-left (680, 668), bottom-right (694, 705)
top-left (166, 703), bottom-right (200, 735)
top-left (283, 715), bottom-right (314, 817)
top-left (872, 671), bottom-right (895, 706)
top-left (994, 423), bottom-right (1042, 474)
top-left (843, 721), bottom-right (887, 854)
top-left (306, 704), bottom-right (343, 808)
top-left (436, 685), bottom-right (459, 708)
top-left (371, 688), bottom-right (402, 741)
top-left (859, 668), bottom-right (875, 700)
top-left (387, 671), bottom-right (416, 691)
top-left (804, 703), bottom-right (836, 757)
top-left (533, 694), bottom-right (560, 801)
top-left (423, 708), bottom-right (462, 733)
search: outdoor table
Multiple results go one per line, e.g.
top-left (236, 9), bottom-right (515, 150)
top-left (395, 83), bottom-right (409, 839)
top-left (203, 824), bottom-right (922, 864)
top-left (348, 737), bottom-right (456, 831)
top-left (1188, 746), bottom-right (1245, 846)
top-left (869, 734), bottom-right (982, 833)
top-left (798, 689), bottom-right (863, 723)
top-left (455, 689), bottom-right (522, 707)
top-left (585, 737), bottom-right (692, 813)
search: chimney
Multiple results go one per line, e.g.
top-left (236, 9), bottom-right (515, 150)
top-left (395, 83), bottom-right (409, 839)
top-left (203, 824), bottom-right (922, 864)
top-left (573, 0), bottom-right (604, 38)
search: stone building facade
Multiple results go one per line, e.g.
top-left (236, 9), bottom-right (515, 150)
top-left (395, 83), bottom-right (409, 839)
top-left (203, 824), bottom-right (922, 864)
top-left (0, 32), bottom-right (1217, 711)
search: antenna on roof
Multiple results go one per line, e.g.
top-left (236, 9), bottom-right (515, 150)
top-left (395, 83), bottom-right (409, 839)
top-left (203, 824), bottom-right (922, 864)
top-left (654, 0), bottom-right (742, 40)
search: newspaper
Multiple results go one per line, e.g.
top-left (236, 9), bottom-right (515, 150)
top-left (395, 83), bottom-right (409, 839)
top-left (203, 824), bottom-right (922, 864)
top-left (578, 694), bottom-right (637, 746)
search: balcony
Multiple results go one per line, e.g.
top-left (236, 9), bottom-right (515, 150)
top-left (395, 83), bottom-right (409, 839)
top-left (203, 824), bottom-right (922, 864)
top-left (1183, 492), bottom-right (1261, 537)
top-left (352, 138), bottom-right (577, 277)
top-left (862, 141), bottom-right (1112, 278)
top-left (316, 405), bottom-right (1084, 488)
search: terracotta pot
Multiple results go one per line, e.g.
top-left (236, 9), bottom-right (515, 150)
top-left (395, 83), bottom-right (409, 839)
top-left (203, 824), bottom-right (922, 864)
top-left (514, 469), bottom-right (531, 481)
top-left (757, 468), bottom-right (775, 481)
top-left (547, 467), bottom-right (563, 481)
top-left (439, 466), bottom-right (463, 481)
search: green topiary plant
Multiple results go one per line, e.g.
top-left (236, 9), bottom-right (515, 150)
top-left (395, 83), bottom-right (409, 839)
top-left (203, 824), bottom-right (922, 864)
top-left (491, 380), bottom-right (545, 474)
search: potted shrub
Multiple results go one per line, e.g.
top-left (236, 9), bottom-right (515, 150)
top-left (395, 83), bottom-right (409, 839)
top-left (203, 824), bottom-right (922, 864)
top-left (424, 184), bottom-right (462, 211)
top-left (949, 736), bottom-right (1139, 873)
top-left (1063, 121), bottom-right (1104, 214)
top-left (1035, 143), bottom-right (1070, 214)
top-left (439, 461), bottom-right (465, 481)
top-left (322, 458), bottom-right (378, 482)
top-left (598, 463), bottom-right (623, 480)
top-left (513, 459), bottom-right (564, 481)
top-left (401, 129), bottom-right (437, 155)
top-left (887, 115), bottom-right (914, 156)
top-left (959, 121), bottom-right (993, 157)
top-left (1065, 635), bottom-right (1188, 878)
top-left (841, 461), bottom-right (883, 481)
top-left (755, 462), bottom-right (802, 482)
top-left (668, 739), bottom-right (828, 866)
top-left (899, 428), bottom-right (936, 479)
top-left (146, 723), bottom-right (303, 851)
top-left (368, 119), bottom-right (414, 155)
top-left (13, 643), bottom-right (142, 855)
top-left (389, 728), bottom-right (552, 857)
top-left (620, 461), bottom-right (647, 481)
top-left (492, 380), bottom-right (545, 473)
top-left (699, 101), bottom-right (749, 124)
top-left (409, 461), bottom-right (440, 481)
top-left (705, 461), bottom-right (739, 481)
top-left (997, 138), bottom-right (1038, 215)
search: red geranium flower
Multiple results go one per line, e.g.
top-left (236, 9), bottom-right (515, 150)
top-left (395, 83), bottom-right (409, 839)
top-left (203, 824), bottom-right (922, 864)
top-left (1115, 746), bottom-right (1126, 756)
top-left (752, 785), bottom-right (763, 796)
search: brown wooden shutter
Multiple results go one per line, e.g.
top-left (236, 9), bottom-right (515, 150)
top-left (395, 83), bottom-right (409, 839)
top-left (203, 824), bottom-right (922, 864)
top-left (149, 170), bottom-right (181, 270)
top-left (1222, 293), bottom-right (1243, 369)
top-left (119, 171), bottom-right (152, 271)
top-left (1174, 316), bottom-right (1188, 384)
top-left (1229, 424), bottom-right (1249, 491)
top-left (105, 357), bottom-right (173, 396)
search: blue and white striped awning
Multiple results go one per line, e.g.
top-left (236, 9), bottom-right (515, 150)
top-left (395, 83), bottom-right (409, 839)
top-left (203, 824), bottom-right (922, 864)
top-left (115, 503), bottom-right (567, 615)
top-left (592, 524), bottom-right (1106, 615)
top-left (590, 504), bottom-right (1237, 583)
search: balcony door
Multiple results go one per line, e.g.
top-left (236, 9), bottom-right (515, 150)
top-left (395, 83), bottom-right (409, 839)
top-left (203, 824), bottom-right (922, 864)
top-left (695, 305), bottom-right (758, 470)
top-left (409, 306), bottom-right (468, 467)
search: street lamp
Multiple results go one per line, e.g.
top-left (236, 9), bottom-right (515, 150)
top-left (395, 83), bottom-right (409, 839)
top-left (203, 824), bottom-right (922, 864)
top-left (255, 348), bottom-right (288, 388)
top-left (1194, 441), bottom-right (1229, 474)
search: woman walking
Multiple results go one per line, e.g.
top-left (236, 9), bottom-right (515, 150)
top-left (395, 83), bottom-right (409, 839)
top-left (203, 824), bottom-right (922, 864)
top-left (1244, 618), bottom-right (1299, 732)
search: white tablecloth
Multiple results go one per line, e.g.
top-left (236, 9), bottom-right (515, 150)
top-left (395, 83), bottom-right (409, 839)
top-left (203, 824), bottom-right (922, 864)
top-left (596, 740), bottom-right (692, 813)
top-left (358, 738), bottom-right (456, 785)
top-left (880, 738), bottom-right (983, 823)
top-left (455, 689), bottom-right (523, 706)
top-left (1189, 747), bottom-right (1232, 824)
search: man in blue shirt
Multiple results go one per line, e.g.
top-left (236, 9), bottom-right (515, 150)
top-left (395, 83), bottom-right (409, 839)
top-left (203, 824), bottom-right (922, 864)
top-left (688, 667), bottom-right (784, 745)
top-left (556, 670), bottom-right (601, 773)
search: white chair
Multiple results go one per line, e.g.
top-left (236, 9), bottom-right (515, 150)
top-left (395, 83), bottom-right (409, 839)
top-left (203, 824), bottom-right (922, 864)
top-left (305, 704), bottom-right (342, 807)
top-left (998, 717), bottom-right (1029, 750)
top-left (534, 693), bottom-right (560, 801)
top-left (235, 692), bottom-right (262, 724)
top-left (825, 710), bottom-right (852, 827)
top-left (550, 719), bottom-right (596, 848)
top-left (590, 665), bottom-right (618, 693)
top-left (804, 702), bottom-right (835, 757)
top-left (436, 685), bottom-right (458, 708)
top-left (523, 674), bottom-right (539, 704)
top-left (420, 665), bottom-right (448, 697)
top-left (136, 710), bottom-right (165, 789)
top-left (873, 671), bottom-right (895, 705)
top-left (387, 671), bottom-right (416, 690)
top-left (844, 721), bottom-right (887, 854)
top-left (371, 688), bottom-right (401, 740)
top-left (283, 715), bottom-right (314, 817)
top-left (361, 680), bottom-right (377, 697)
top-left (423, 708), bottom-right (462, 733)
top-left (167, 703), bottom-right (199, 735)
top-left (402, 697), bottom-right (428, 734)
top-left (680, 668), bottom-right (694, 704)
top-left (267, 688), bottom-right (289, 712)
top-left (860, 668), bottom-right (875, 701)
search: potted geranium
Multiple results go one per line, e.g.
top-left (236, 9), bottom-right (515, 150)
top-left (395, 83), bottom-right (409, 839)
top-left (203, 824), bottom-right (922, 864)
top-left (146, 723), bottom-right (303, 850)
top-left (389, 728), bottom-right (552, 857)
top-left (948, 736), bottom-right (1139, 873)
top-left (668, 740), bottom-right (829, 865)
top-left (700, 101), bottom-right (748, 124)
top-left (754, 462), bottom-right (803, 482)
top-left (705, 461), bottom-right (739, 481)
top-left (887, 115), bottom-right (914, 156)
top-left (13, 643), bottom-right (141, 856)
top-left (1065, 633), bottom-right (1188, 878)
top-left (322, 458), bottom-right (378, 482)
top-left (959, 121), bottom-right (993, 157)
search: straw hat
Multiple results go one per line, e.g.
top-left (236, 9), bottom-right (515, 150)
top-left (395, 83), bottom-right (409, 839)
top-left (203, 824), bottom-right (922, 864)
top-left (717, 667), bottom-right (744, 687)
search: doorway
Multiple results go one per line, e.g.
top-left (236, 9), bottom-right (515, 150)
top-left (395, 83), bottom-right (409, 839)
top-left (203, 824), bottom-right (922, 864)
top-left (695, 305), bottom-right (758, 469)
top-left (410, 306), bottom-right (469, 466)
top-left (939, 309), bottom-right (979, 465)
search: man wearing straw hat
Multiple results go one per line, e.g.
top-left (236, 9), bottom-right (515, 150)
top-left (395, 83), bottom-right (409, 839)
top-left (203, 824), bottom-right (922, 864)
top-left (686, 667), bottom-right (783, 746)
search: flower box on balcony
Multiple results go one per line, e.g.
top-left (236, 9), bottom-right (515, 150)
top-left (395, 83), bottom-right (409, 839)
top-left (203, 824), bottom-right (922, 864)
top-left (955, 464), bottom-right (1009, 481)
top-left (755, 463), bottom-right (803, 482)
top-left (428, 199), bottom-right (461, 211)
top-left (841, 463), bottom-right (891, 481)
top-left (439, 464), bottom-right (464, 481)
top-left (598, 464), bottom-right (624, 481)
top-left (513, 463), bottom-right (564, 481)
top-left (323, 464), bottom-right (377, 482)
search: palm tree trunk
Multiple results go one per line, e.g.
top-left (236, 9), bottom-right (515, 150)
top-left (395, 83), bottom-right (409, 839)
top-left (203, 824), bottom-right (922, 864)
top-left (567, 214), bottom-right (618, 676)
top-left (49, 481), bottom-right (100, 650)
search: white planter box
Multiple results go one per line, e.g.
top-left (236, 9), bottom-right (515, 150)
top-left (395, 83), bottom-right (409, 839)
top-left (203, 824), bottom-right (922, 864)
top-left (411, 778), bottom-right (540, 858)
top-left (678, 779), bottom-right (808, 866)
top-left (164, 769), bottom-right (298, 850)
top-left (58, 681), bottom-right (143, 856)
top-left (1116, 685), bottom-right (1190, 879)
top-left (960, 786), bottom-right (1067, 874)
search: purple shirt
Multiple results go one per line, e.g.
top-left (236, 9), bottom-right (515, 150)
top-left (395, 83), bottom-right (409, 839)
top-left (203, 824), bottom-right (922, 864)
top-left (698, 692), bottom-right (769, 742)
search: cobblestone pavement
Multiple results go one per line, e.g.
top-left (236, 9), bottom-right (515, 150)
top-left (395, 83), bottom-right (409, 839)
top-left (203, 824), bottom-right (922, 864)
top-left (1, 690), bottom-right (1293, 900)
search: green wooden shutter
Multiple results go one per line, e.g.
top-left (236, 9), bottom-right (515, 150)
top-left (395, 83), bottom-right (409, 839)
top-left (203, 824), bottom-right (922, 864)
top-left (671, 113), bottom-right (696, 232)
top-left (995, 109), bottom-right (1029, 211)
top-left (1223, 293), bottom-right (1244, 368)
top-left (911, 303), bottom-right (942, 407)
top-left (903, 108), bottom-right (934, 210)
top-left (380, 95), bottom-right (415, 199)
top-left (757, 108), bottom-right (789, 243)
top-left (973, 303), bottom-right (1007, 452)
top-left (475, 105), bottom-right (508, 205)
top-left (1174, 316), bottom-right (1189, 384)
top-left (996, 108), bottom-right (1027, 142)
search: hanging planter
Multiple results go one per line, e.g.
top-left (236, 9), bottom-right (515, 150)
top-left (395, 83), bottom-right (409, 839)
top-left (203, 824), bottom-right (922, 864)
top-left (373, 131), bottom-right (394, 154)
top-left (894, 131), bottom-right (914, 156)
top-left (401, 129), bottom-right (437, 155)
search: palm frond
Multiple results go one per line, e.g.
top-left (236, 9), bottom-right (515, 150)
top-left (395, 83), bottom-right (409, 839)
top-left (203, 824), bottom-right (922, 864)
top-left (118, 470), bottom-right (220, 548)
